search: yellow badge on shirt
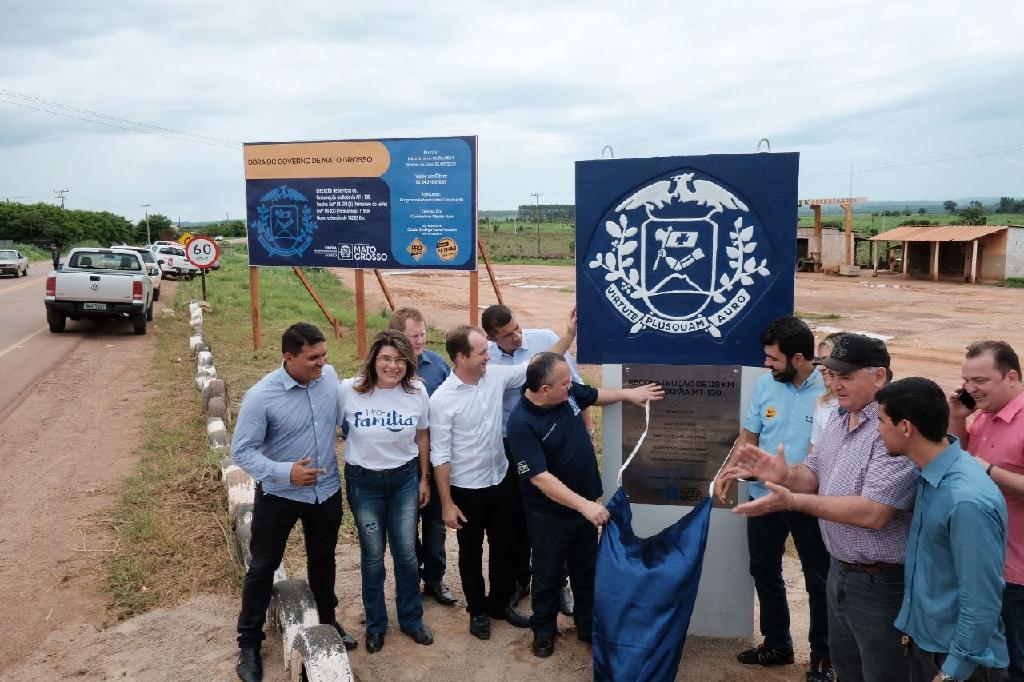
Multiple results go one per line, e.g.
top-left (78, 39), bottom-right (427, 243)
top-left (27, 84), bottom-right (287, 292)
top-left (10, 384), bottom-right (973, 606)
top-left (765, 406), bottom-right (777, 419)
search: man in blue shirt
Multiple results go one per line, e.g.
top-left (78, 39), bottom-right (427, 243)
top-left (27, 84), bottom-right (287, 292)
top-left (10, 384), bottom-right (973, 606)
top-left (715, 316), bottom-right (832, 681)
top-left (508, 351), bottom-right (663, 658)
top-left (483, 303), bottom-right (588, 613)
top-left (231, 323), bottom-right (357, 682)
top-left (876, 377), bottom-right (1009, 682)
top-left (389, 307), bottom-right (456, 606)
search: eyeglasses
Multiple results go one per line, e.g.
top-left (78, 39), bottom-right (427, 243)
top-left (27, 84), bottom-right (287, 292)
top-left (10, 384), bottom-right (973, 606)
top-left (377, 355), bottom-right (408, 366)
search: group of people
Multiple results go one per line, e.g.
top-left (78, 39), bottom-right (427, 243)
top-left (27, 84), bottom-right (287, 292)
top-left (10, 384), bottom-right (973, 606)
top-left (229, 304), bottom-right (660, 681)
top-left (229, 302), bottom-right (1022, 682)
top-left (716, 316), bottom-right (1023, 682)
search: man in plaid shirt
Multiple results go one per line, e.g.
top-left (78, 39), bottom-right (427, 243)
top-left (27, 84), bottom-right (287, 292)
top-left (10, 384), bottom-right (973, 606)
top-left (734, 334), bottom-right (918, 682)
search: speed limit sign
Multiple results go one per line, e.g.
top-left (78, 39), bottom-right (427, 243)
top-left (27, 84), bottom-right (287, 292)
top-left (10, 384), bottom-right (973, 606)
top-left (186, 236), bottom-right (220, 269)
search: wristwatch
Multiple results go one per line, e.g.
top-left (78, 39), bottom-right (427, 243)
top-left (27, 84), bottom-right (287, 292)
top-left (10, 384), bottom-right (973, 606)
top-left (938, 672), bottom-right (958, 681)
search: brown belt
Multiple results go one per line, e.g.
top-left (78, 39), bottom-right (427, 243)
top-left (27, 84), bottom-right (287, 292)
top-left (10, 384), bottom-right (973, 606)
top-left (838, 560), bottom-right (903, 575)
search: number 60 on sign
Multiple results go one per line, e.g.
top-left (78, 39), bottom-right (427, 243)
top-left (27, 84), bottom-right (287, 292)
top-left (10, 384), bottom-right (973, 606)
top-left (186, 236), bottom-right (220, 269)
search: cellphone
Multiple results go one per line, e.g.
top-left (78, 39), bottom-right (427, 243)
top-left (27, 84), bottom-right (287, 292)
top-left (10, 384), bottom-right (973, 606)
top-left (956, 389), bottom-right (976, 411)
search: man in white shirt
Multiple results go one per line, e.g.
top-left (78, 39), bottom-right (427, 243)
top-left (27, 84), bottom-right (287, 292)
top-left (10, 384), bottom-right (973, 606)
top-left (482, 304), bottom-right (589, 612)
top-left (430, 318), bottom-right (575, 641)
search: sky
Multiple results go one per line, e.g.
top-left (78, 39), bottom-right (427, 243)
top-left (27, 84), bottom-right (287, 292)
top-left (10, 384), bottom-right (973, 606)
top-left (1, 0), bottom-right (1023, 224)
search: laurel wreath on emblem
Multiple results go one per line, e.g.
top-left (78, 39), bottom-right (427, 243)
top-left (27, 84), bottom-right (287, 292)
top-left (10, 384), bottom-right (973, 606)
top-left (254, 185), bottom-right (317, 257)
top-left (588, 214), bottom-right (771, 337)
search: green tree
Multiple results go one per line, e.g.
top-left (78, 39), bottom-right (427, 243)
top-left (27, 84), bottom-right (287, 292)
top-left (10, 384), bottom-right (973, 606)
top-left (136, 213), bottom-right (174, 243)
top-left (943, 200), bottom-right (958, 214)
top-left (951, 206), bottom-right (986, 225)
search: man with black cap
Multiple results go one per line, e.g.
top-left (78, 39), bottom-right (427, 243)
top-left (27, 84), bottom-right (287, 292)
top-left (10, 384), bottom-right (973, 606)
top-left (733, 333), bottom-right (918, 682)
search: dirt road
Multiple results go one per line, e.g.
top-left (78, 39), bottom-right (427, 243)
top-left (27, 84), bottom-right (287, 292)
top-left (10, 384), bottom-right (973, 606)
top-left (337, 266), bottom-right (1024, 390)
top-left (0, 275), bottom-right (175, 674)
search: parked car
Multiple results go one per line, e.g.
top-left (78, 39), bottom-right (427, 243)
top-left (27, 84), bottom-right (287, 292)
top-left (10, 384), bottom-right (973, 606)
top-left (45, 247), bottom-right (154, 334)
top-left (116, 246), bottom-right (163, 301)
top-left (214, 235), bottom-right (224, 242)
top-left (0, 249), bottom-right (29, 277)
top-left (149, 240), bottom-right (179, 250)
top-left (153, 245), bottom-right (199, 280)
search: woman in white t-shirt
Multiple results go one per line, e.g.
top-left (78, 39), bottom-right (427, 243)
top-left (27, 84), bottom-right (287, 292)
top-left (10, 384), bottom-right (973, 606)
top-left (339, 329), bottom-right (433, 653)
top-left (810, 333), bottom-right (843, 452)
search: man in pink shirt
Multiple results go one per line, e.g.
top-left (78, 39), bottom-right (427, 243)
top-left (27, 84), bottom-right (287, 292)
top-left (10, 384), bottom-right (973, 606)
top-left (950, 340), bottom-right (1024, 682)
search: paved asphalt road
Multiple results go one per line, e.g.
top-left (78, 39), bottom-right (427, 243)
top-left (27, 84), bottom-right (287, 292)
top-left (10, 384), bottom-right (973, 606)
top-left (0, 260), bottom-right (155, 424)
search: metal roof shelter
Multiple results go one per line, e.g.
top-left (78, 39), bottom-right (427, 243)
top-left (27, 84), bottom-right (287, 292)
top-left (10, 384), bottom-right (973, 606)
top-left (869, 225), bottom-right (1024, 284)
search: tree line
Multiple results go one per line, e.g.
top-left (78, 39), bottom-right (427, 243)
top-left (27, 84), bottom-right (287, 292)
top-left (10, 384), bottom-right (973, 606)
top-left (517, 204), bottom-right (574, 222)
top-left (0, 201), bottom-right (249, 246)
top-left (0, 201), bottom-right (141, 246)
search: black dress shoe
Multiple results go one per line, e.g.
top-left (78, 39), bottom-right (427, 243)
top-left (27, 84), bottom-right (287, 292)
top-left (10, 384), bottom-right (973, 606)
top-left (401, 625), bottom-right (434, 645)
top-left (330, 622), bottom-right (359, 651)
top-left (365, 631), bottom-right (385, 653)
top-left (532, 635), bottom-right (555, 658)
top-left (559, 584), bottom-right (575, 617)
top-left (489, 605), bottom-right (530, 628)
top-left (236, 646), bottom-right (262, 682)
top-left (469, 613), bottom-right (491, 640)
top-left (510, 580), bottom-right (530, 607)
top-left (423, 581), bottom-right (457, 606)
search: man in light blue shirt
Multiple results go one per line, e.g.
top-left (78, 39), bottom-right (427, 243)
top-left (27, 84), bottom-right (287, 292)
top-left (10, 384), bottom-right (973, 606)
top-left (482, 304), bottom-right (585, 613)
top-left (715, 316), bottom-right (832, 681)
top-left (877, 377), bottom-right (1009, 682)
top-left (231, 323), bottom-right (356, 682)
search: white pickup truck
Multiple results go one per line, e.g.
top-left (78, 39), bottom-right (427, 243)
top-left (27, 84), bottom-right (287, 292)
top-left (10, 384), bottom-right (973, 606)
top-left (44, 247), bottom-right (154, 335)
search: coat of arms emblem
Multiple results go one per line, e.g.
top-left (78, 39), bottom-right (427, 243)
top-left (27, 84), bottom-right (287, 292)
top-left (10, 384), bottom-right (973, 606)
top-left (253, 185), bottom-right (318, 257)
top-left (587, 171), bottom-right (774, 338)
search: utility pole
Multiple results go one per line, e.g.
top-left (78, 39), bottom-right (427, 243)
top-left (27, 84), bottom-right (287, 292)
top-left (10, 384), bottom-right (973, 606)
top-left (530, 192), bottom-right (542, 257)
top-left (142, 203), bottom-right (152, 244)
top-left (53, 188), bottom-right (69, 209)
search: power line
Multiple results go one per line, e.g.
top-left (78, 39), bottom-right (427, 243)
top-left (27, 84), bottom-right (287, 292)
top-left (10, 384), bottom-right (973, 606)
top-left (0, 89), bottom-right (241, 149)
top-left (803, 141), bottom-right (1024, 179)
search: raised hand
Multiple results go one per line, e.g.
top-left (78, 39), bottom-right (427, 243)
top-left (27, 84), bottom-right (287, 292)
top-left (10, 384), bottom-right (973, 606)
top-left (733, 443), bottom-right (789, 485)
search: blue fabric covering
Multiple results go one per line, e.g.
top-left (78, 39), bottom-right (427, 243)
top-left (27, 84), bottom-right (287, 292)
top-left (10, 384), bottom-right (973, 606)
top-left (593, 488), bottom-right (713, 681)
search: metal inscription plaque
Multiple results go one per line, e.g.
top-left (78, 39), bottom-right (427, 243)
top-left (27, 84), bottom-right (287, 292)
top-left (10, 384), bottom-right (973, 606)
top-left (621, 364), bottom-right (741, 507)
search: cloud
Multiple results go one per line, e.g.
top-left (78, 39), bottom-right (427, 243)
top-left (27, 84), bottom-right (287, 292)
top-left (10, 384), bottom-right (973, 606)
top-left (0, 0), bottom-right (1022, 220)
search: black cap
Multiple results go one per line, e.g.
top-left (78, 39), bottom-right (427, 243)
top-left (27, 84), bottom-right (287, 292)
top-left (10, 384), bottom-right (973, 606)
top-left (814, 333), bottom-right (890, 373)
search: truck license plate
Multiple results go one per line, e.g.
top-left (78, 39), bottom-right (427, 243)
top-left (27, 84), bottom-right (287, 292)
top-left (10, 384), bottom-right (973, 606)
top-left (82, 302), bottom-right (107, 311)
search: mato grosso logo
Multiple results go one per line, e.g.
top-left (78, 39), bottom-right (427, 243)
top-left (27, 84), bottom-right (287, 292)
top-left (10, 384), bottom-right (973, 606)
top-left (253, 185), bottom-right (318, 257)
top-left (586, 171), bottom-right (773, 338)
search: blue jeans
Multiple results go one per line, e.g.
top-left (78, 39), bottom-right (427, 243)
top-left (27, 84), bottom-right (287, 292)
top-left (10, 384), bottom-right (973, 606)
top-left (345, 458), bottom-right (423, 634)
top-left (827, 559), bottom-right (906, 682)
top-left (1005, 582), bottom-right (1024, 682)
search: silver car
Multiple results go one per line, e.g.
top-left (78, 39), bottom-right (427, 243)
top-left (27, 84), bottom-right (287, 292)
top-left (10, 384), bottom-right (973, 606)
top-left (0, 249), bottom-right (29, 277)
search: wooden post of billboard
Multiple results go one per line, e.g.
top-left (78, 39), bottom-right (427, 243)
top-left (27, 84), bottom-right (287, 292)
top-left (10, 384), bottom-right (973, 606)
top-left (373, 269), bottom-right (396, 311)
top-left (478, 238), bottom-right (504, 305)
top-left (250, 266), bottom-right (263, 351)
top-left (469, 270), bottom-right (479, 326)
top-left (355, 268), bottom-right (367, 359)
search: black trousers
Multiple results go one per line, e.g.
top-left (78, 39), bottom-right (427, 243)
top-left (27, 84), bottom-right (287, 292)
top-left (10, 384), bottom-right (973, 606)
top-left (503, 438), bottom-right (533, 587)
top-left (236, 486), bottom-right (343, 647)
top-left (450, 467), bottom-right (521, 616)
top-left (526, 505), bottom-right (596, 638)
top-left (747, 510), bottom-right (830, 658)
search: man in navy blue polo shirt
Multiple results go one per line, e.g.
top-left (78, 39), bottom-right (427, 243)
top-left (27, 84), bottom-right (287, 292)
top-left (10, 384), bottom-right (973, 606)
top-left (507, 351), bottom-right (663, 658)
top-left (715, 316), bottom-right (832, 681)
top-left (389, 307), bottom-right (455, 606)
